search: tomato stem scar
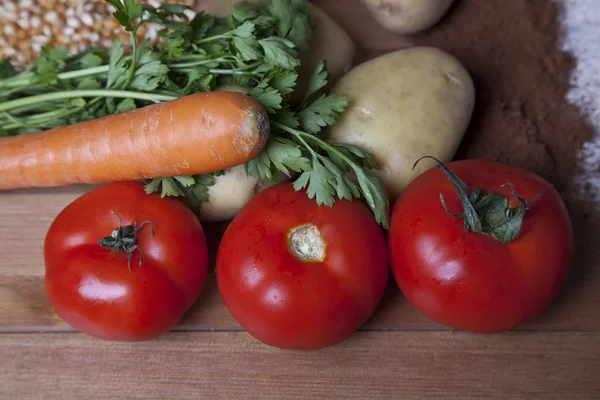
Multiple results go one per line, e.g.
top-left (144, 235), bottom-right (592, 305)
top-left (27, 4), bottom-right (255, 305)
top-left (288, 224), bottom-right (326, 262)
top-left (97, 210), bottom-right (155, 271)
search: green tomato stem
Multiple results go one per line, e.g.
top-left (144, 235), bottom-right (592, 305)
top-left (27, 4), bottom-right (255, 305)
top-left (412, 156), bottom-right (552, 243)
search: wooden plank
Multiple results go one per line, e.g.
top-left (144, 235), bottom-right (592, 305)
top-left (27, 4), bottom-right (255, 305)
top-left (1, 331), bottom-right (599, 399)
top-left (0, 186), bottom-right (92, 277)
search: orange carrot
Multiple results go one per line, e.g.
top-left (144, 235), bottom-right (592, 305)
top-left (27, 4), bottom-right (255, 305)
top-left (0, 91), bottom-right (269, 190)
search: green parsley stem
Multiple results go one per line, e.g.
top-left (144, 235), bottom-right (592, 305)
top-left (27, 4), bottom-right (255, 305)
top-left (121, 31), bottom-right (139, 90)
top-left (1, 107), bottom-right (84, 131)
top-left (208, 69), bottom-right (259, 76)
top-left (273, 122), bottom-right (352, 165)
top-left (0, 56), bottom-right (259, 90)
top-left (2, 111), bottom-right (29, 129)
top-left (176, 54), bottom-right (225, 60)
top-left (7, 102), bottom-right (58, 115)
top-left (167, 57), bottom-right (235, 69)
top-left (274, 123), bottom-right (319, 158)
top-left (193, 32), bottom-right (235, 45)
top-left (0, 65), bottom-right (113, 89)
top-left (0, 90), bottom-right (177, 113)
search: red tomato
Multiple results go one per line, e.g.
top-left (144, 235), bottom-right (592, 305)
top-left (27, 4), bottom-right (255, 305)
top-left (44, 182), bottom-right (209, 341)
top-left (388, 158), bottom-right (574, 333)
top-left (216, 183), bottom-right (389, 349)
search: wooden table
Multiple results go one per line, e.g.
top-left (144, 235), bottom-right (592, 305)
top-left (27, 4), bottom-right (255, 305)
top-left (2, 1), bottom-right (599, 399)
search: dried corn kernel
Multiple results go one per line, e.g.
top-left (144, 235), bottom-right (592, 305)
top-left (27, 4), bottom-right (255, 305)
top-left (0, 0), bottom-right (196, 67)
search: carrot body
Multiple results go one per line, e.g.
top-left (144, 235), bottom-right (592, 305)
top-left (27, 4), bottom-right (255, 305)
top-left (0, 91), bottom-right (270, 190)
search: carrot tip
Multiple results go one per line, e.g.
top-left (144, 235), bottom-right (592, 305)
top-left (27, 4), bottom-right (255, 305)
top-left (255, 109), bottom-right (270, 139)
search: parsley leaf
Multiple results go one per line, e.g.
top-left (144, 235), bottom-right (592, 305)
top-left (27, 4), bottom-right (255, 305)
top-left (249, 79), bottom-right (283, 113)
top-left (0, 59), bottom-right (16, 79)
top-left (272, 108), bottom-right (299, 129)
top-left (233, 21), bottom-right (256, 38)
top-left (166, 37), bottom-right (185, 59)
top-left (268, 69), bottom-right (297, 97)
top-left (233, 37), bottom-right (262, 61)
top-left (76, 77), bottom-right (102, 90)
top-left (158, 3), bottom-right (191, 15)
top-left (269, 0), bottom-right (295, 37)
top-left (355, 172), bottom-right (389, 228)
top-left (258, 37), bottom-right (299, 69)
top-left (180, 67), bottom-right (213, 93)
top-left (265, 137), bottom-right (311, 176)
top-left (129, 50), bottom-right (169, 91)
top-left (303, 157), bottom-right (336, 207)
top-left (116, 98), bottom-right (136, 113)
top-left (79, 52), bottom-right (105, 68)
top-left (190, 13), bottom-right (216, 38)
top-left (106, 0), bottom-right (143, 31)
top-left (246, 149), bottom-right (276, 180)
top-left (332, 143), bottom-right (379, 171)
top-left (33, 46), bottom-right (69, 84)
top-left (288, 13), bottom-right (311, 52)
top-left (231, 2), bottom-right (261, 22)
top-left (106, 40), bottom-right (127, 89)
top-left (301, 60), bottom-right (328, 106)
top-left (297, 94), bottom-right (349, 134)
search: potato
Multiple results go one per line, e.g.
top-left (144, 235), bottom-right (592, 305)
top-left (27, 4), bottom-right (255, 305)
top-left (293, 4), bottom-right (355, 103)
top-left (361, 0), bottom-right (454, 34)
top-left (199, 165), bottom-right (259, 222)
top-left (327, 46), bottom-right (475, 200)
top-left (199, 165), bottom-right (284, 222)
top-left (196, 0), bottom-right (355, 98)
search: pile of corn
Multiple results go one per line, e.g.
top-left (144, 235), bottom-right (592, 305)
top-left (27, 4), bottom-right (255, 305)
top-left (0, 0), bottom-right (196, 66)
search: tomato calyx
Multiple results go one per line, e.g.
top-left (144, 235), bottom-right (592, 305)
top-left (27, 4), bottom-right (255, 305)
top-left (288, 223), bottom-right (326, 262)
top-left (413, 156), bottom-right (552, 243)
top-left (97, 211), bottom-right (156, 271)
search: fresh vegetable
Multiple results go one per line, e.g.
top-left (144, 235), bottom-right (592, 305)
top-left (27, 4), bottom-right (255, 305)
top-left (197, 0), bottom-right (356, 100)
top-left (294, 3), bottom-right (356, 103)
top-left (327, 46), bottom-right (474, 200)
top-left (216, 182), bottom-right (389, 350)
top-left (44, 181), bottom-right (209, 341)
top-left (0, 0), bottom-right (389, 227)
top-left (199, 164), bottom-right (281, 222)
top-left (0, 91), bottom-right (269, 190)
top-left (388, 157), bottom-right (574, 333)
top-left (361, 0), bottom-right (454, 34)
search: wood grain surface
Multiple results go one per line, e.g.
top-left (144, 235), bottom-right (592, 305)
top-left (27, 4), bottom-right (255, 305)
top-left (1, 0), bottom-right (599, 399)
top-left (2, 332), bottom-right (600, 399)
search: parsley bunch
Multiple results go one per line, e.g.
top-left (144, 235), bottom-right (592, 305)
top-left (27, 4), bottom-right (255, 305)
top-left (0, 0), bottom-right (389, 227)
